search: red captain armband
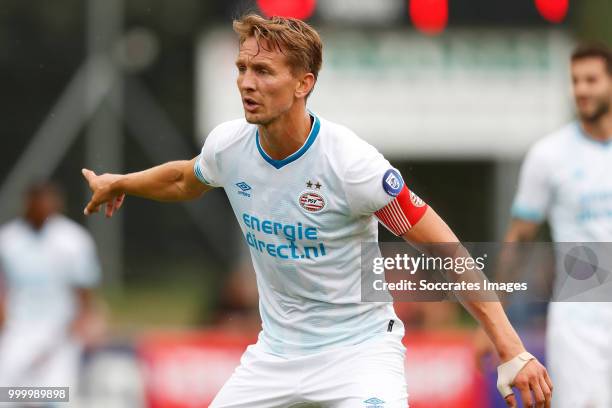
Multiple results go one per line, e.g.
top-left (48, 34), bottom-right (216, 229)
top-left (375, 184), bottom-right (428, 236)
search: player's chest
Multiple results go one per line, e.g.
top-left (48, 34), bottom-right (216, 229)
top-left (552, 149), bottom-right (612, 217)
top-left (225, 166), bottom-right (350, 231)
top-left (1, 236), bottom-right (68, 285)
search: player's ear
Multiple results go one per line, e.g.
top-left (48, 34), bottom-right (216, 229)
top-left (295, 72), bottom-right (315, 99)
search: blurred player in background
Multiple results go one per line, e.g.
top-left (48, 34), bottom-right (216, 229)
top-left (0, 182), bottom-right (103, 402)
top-left (480, 44), bottom-right (612, 408)
top-left (82, 14), bottom-right (552, 407)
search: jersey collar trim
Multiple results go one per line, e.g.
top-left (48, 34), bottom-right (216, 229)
top-left (256, 113), bottom-right (321, 169)
top-left (575, 122), bottom-right (612, 147)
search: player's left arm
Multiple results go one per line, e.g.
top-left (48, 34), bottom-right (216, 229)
top-left (397, 206), bottom-right (528, 364)
top-left (375, 191), bottom-right (553, 407)
top-left (68, 230), bottom-right (107, 347)
top-left (0, 267), bottom-right (5, 330)
top-left (70, 286), bottom-right (107, 347)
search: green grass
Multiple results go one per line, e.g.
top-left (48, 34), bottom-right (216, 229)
top-left (102, 263), bottom-right (220, 332)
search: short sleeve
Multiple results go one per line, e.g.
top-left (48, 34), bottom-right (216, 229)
top-left (0, 256), bottom-right (5, 296)
top-left (343, 141), bottom-right (401, 216)
top-left (70, 234), bottom-right (101, 289)
top-left (194, 125), bottom-right (223, 188)
top-left (511, 144), bottom-right (553, 222)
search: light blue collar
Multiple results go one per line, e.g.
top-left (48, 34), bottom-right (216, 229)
top-left (256, 113), bottom-right (321, 169)
top-left (576, 122), bottom-right (612, 147)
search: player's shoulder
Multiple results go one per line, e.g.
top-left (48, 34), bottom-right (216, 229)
top-left (539, 122), bottom-right (579, 146)
top-left (48, 216), bottom-right (95, 246)
top-left (0, 219), bottom-right (25, 243)
top-left (318, 116), bottom-right (381, 163)
top-left (204, 118), bottom-right (254, 152)
top-left (528, 122), bottom-right (578, 162)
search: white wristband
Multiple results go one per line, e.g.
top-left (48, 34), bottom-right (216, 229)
top-left (496, 351), bottom-right (536, 398)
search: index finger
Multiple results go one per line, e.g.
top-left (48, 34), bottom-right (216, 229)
top-left (81, 168), bottom-right (97, 185)
top-left (543, 369), bottom-right (553, 392)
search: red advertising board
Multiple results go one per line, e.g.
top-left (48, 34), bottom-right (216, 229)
top-left (137, 330), bottom-right (486, 407)
top-left (138, 331), bottom-right (256, 408)
top-left (404, 332), bottom-right (487, 408)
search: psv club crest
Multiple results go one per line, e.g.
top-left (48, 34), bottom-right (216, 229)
top-left (299, 191), bottom-right (326, 212)
top-left (299, 180), bottom-right (326, 213)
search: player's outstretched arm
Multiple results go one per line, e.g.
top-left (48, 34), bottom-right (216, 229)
top-left (401, 208), bottom-right (553, 408)
top-left (82, 157), bottom-right (212, 217)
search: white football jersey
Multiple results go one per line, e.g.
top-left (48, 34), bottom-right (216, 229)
top-left (512, 122), bottom-right (612, 242)
top-left (514, 123), bottom-right (612, 400)
top-left (195, 112), bottom-right (404, 356)
top-left (0, 215), bottom-right (101, 330)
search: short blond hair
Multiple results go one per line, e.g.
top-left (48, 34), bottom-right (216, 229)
top-left (233, 13), bottom-right (323, 85)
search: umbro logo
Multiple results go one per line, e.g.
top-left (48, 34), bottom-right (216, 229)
top-left (364, 397), bottom-right (385, 408)
top-left (236, 181), bottom-right (252, 197)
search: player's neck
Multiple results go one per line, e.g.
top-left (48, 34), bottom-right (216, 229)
top-left (24, 216), bottom-right (46, 231)
top-left (581, 112), bottom-right (612, 142)
top-left (258, 108), bottom-right (312, 161)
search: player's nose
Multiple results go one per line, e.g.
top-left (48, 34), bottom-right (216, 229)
top-left (573, 80), bottom-right (591, 95)
top-left (238, 70), bottom-right (257, 92)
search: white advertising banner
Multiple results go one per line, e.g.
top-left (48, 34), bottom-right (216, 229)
top-left (197, 28), bottom-right (573, 159)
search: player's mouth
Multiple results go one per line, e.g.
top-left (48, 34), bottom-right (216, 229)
top-left (576, 96), bottom-right (593, 105)
top-left (243, 97), bottom-right (260, 112)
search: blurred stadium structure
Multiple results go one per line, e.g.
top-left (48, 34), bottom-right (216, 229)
top-left (1, 0), bottom-right (612, 406)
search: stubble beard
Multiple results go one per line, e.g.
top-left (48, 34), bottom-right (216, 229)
top-left (579, 97), bottom-right (611, 123)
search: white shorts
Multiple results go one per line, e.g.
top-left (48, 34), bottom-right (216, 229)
top-left (210, 330), bottom-right (408, 408)
top-left (0, 326), bottom-right (80, 388)
top-left (547, 302), bottom-right (612, 408)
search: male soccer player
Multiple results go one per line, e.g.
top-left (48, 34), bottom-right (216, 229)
top-left (0, 182), bottom-right (102, 401)
top-left (82, 14), bottom-right (552, 407)
top-left (505, 44), bottom-right (612, 408)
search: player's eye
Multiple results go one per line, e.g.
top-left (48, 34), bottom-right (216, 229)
top-left (237, 65), bottom-right (247, 73)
